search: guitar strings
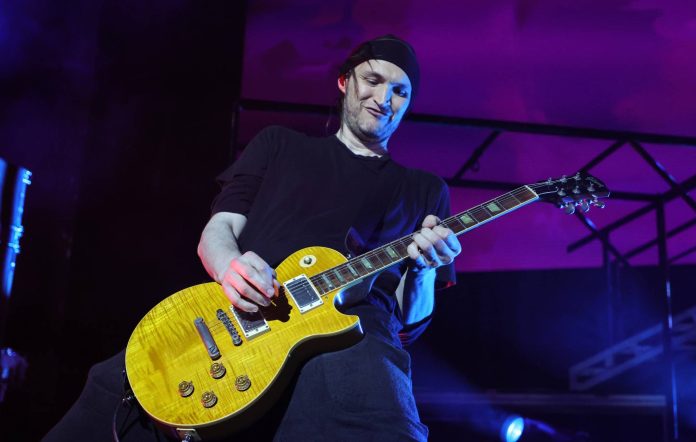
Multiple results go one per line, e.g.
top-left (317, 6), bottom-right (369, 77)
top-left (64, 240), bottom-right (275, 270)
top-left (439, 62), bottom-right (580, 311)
top-left (314, 179), bottom-right (591, 289)
top-left (303, 186), bottom-right (535, 296)
top-left (204, 183), bottom-right (555, 333)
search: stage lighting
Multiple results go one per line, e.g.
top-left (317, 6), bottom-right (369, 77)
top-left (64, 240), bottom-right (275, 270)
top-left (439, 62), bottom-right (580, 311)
top-left (500, 415), bottom-right (525, 442)
top-left (505, 417), bottom-right (590, 442)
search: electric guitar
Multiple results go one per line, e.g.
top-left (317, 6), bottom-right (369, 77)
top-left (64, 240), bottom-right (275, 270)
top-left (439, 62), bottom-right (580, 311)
top-left (125, 173), bottom-right (609, 441)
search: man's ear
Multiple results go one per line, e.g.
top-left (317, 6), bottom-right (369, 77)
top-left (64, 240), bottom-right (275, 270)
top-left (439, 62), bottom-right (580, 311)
top-left (337, 74), bottom-right (347, 94)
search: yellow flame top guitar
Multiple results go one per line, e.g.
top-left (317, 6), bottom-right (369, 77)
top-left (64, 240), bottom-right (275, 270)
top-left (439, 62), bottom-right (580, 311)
top-left (125, 173), bottom-right (609, 441)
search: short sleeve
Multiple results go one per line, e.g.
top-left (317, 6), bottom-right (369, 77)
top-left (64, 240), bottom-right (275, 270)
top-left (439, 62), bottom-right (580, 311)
top-left (210, 127), bottom-right (278, 215)
top-left (398, 313), bottom-right (433, 347)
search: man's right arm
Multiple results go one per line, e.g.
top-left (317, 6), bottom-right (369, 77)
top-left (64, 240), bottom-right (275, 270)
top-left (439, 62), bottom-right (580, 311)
top-left (197, 212), bottom-right (277, 312)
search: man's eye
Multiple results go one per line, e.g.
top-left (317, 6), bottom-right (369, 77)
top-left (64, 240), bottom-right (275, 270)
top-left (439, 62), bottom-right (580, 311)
top-left (364, 78), bottom-right (379, 85)
top-left (395, 88), bottom-right (408, 98)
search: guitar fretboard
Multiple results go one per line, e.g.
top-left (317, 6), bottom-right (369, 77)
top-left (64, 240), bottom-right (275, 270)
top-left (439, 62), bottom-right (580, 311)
top-left (309, 185), bottom-right (540, 295)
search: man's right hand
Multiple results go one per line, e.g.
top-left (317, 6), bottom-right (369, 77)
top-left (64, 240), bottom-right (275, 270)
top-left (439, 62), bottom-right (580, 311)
top-left (219, 251), bottom-right (279, 312)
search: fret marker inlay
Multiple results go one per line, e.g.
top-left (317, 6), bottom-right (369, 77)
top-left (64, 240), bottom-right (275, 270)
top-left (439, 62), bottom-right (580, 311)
top-left (321, 274), bottom-right (333, 289)
top-left (305, 184), bottom-right (543, 303)
top-left (486, 202), bottom-right (501, 213)
top-left (460, 213), bottom-right (475, 225)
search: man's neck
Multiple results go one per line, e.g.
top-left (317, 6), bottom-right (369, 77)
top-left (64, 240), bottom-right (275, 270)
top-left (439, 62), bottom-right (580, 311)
top-left (336, 127), bottom-right (388, 157)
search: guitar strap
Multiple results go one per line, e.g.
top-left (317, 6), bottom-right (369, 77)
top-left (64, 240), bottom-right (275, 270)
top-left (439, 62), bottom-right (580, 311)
top-left (345, 159), bottom-right (405, 257)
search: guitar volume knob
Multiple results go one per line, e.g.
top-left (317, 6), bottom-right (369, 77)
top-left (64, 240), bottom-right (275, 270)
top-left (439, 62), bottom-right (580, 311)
top-left (235, 375), bottom-right (251, 392)
top-left (201, 391), bottom-right (218, 408)
top-left (210, 362), bottom-right (226, 379)
top-left (178, 380), bottom-right (194, 398)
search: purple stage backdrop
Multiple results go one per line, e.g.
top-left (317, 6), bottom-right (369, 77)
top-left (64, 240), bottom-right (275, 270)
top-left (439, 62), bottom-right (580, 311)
top-left (239, 0), bottom-right (696, 272)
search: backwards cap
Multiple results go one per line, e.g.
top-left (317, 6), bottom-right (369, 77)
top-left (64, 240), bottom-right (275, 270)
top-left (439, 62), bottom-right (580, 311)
top-left (338, 35), bottom-right (420, 103)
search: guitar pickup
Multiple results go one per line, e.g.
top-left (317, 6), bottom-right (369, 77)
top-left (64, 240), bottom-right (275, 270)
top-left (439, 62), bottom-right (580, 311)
top-left (231, 307), bottom-right (270, 339)
top-left (284, 275), bottom-right (323, 313)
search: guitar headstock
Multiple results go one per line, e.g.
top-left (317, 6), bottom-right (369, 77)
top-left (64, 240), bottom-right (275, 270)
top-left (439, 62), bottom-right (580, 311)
top-left (531, 172), bottom-right (610, 214)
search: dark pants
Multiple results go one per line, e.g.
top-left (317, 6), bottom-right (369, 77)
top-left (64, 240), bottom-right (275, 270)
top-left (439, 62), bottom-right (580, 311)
top-left (42, 349), bottom-right (165, 441)
top-left (44, 334), bottom-right (428, 441)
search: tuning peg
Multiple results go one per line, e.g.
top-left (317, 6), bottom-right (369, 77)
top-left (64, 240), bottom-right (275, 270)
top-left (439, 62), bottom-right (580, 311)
top-left (587, 183), bottom-right (596, 192)
top-left (560, 175), bottom-right (568, 183)
top-left (578, 199), bottom-right (590, 213)
top-left (592, 199), bottom-right (606, 209)
top-left (557, 189), bottom-right (566, 196)
top-left (562, 202), bottom-right (576, 215)
top-left (572, 186), bottom-right (581, 194)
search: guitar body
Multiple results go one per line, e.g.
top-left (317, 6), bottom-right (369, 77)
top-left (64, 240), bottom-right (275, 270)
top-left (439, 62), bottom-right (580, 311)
top-left (125, 246), bottom-right (363, 440)
top-left (125, 173), bottom-right (610, 440)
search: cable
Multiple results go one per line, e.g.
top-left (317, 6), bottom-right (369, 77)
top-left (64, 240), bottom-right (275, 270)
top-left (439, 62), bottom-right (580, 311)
top-left (112, 390), bottom-right (135, 442)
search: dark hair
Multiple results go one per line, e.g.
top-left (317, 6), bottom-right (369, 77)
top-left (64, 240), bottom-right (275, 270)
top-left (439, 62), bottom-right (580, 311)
top-left (334, 67), bottom-right (355, 131)
top-left (338, 34), bottom-right (420, 101)
top-left (330, 35), bottom-right (420, 131)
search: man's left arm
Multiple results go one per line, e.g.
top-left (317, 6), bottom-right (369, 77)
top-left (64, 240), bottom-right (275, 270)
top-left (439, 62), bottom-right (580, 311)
top-left (398, 215), bottom-right (461, 327)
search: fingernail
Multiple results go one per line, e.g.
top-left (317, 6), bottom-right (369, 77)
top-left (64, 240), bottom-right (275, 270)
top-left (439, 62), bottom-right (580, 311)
top-left (266, 288), bottom-right (275, 296)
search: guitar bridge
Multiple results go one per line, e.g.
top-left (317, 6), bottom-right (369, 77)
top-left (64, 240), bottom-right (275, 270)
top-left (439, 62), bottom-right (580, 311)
top-left (284, 275), bottom-right (323, 313)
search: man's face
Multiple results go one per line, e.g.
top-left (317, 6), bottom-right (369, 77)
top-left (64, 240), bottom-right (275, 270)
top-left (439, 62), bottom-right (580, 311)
top-left (338, 60), bottom-right (412, 144)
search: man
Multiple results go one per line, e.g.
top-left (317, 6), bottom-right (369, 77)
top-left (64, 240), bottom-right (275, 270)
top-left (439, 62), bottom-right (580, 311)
top-left (197, 35), bottom-right (460, 440)
top-left (44, 35), bottom-right (460, 441)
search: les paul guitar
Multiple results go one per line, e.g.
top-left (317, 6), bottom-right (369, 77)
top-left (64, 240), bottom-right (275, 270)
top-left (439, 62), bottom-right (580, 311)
top-left (125, 173), bottom-right (609, 441)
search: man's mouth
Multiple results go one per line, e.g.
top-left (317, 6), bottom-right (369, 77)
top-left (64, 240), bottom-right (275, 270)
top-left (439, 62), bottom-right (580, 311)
top-left (365, 106), bottom-right (390, 118)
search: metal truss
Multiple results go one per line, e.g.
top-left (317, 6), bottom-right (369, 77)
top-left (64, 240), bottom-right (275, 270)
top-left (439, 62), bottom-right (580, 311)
top-left (415, 390), bottom-right (666, 420)
top-left (232, 98), bottom-right (696, 442)
top-left (569, 304), bottom-right (696, 391)
top-left (236, 99), bottom-right (696, 146)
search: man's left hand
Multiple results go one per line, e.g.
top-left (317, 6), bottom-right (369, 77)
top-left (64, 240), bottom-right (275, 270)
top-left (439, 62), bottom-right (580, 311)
top-left (407, 215), bottom-right (461, 271)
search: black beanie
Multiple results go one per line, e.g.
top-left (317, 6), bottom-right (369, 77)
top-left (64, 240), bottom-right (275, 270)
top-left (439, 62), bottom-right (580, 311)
top-left (338, 35), bottom-right (420, 103)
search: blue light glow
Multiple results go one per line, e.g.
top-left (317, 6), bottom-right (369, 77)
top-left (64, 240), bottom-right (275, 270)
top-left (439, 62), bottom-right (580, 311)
top-left (500, 415), bottom-right (525, 442)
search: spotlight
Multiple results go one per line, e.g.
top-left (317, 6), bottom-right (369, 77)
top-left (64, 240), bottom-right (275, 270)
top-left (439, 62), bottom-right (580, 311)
top-left (500, 415), bottom-right (525, 442)
top-left (500, 416), bottom-right (590, 442)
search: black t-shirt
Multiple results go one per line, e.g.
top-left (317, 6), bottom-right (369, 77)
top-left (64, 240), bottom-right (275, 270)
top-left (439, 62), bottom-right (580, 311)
top-left (212, 126), bottom-right (455, 345)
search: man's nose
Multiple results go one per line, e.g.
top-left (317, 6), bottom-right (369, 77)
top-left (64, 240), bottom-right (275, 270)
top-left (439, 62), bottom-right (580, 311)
top-left (374, 85), bottom-right (392, 108)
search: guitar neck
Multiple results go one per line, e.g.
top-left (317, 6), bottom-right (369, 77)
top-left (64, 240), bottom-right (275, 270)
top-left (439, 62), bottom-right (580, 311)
top-left (308, 185), bottom-right (540, 295)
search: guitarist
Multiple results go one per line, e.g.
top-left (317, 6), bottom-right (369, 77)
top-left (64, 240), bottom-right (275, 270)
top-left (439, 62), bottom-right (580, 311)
top-left (44, 35), bottom-right (461, 441)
